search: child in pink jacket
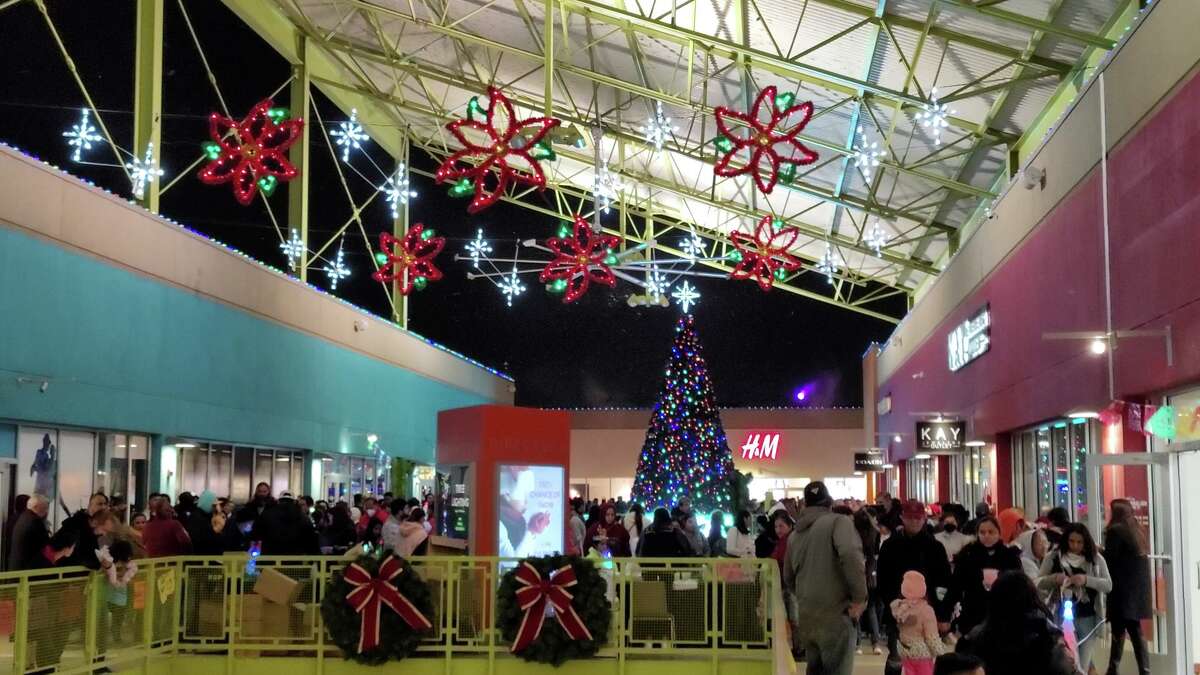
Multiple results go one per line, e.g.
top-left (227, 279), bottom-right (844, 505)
top-left (890, 570), bottom-right (946, 675)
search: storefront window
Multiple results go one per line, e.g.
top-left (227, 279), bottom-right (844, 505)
top-left (1052, 423), bottom-right (1070, 509)
top-left (232, 446), bottom-right (253, 502)
top-left (1011, 420), bottom-right (1095, 521)
top-left (1036, 427), bottom-right (1053, 511)
top-left (174, 442), bottom-right (305, 503)
top-left (1071, 420), bottom-right (1089, 519)
top-left (906, 458), bottom-right (935, 504)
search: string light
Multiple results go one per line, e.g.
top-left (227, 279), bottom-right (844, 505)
top-left (916, 88), bottom-right (954, 146)
top-left (865, 219), bottom-right (889, 256)
top-left (465, 229), bottom-right (493, 268)
top-left (331, 108), bottom-right (369, 162)
top-left (592, 159), bottom-right (624, 214)
top-left (680, 231), bottom-right (706, 259)
top-left (63, 108), bottom-right (102, 162)
top-left (383, 163), bottom-right (417, 219)
top-left (640, 101), bottom-right (677, 152)
top-left (816, 243), bottom-right (839, 284)
top-left (280, 228), bottom-right (305, 271)
top-left (646, 268), bottom-right (669, 300)
top-left (126, 143), bottom-right (164, 200)
top-left (324, 240), bottom-right (350, 290)
top-left (499, 269), bottom-right (526, 307)
top-left (852, 125), bottom-right (884, 182)
top-left (672, 281), bottom-right (700, 313)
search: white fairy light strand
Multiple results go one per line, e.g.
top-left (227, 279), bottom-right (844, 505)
top-left (280, 228), bottom-right (305, 271)
top-left (852, 125), bottom-right (884, 182)
top-left (865, 219), bottom-right (889, 257)
top-left (640, 101), bottom-right (677, 152)
top-left (915, 88), bottom-right (954, 146)
top-left (499, 268), bottom-right (526, 307)
top-left (465, 229), bottom-right (493, 268)
top-left (383, 163), bottom-right (417, 219)
top-left (331, 108), bottom-right (369, 162)
top-left (646, 268), bottom-right (669, 299)
top-left (63, 108), bottom-right (102, 162)
top-left (816, 243), bottom-right (839, 284)
top-left (126, 143), bottom-right (164, 200)
top-left (324, 240), bottom-right (351, 290)
top-left (680, 231), bottom-right (706, 260)
top-left (593, 159), bottom-right (624, 214)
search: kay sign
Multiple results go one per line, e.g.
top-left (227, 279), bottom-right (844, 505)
top-left (740, 432), bottom-right (781, 460)
top-left (916, 420), bottom-right (966, 452)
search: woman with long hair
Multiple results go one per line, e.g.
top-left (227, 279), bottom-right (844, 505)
top-left (943, 515), bottom-right (1022, 636)
top-left (854, 507), bottom-right (884, 655)
top-left (955, 571), bottom-right (1075, 675)
top-left (623, 503), bottom-right (644, 556)
top-left (586, 504), bottom-right (631, 557)
top-left (707, 511), bottom-right (727, 557)
top-left (1038, 522), bottom-right (1111, 673)
top-left (726, 509), bottom-right (755, 558)
top-left (1103, 499), bottom-right (1152, 675)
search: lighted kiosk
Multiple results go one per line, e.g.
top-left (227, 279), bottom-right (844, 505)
top-left (433, 405), bottom-right (571, 556)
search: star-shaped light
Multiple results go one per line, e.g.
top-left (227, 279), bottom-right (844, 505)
top-left (63, 108), bottom-right (102, 162)
top-left (383, 164), bottom-right (417, 219)
top-left (672, 281), bottom-right (700, 313)
top-left (126, 143), bottom-right (164, 200)
top-left (640, 101), bottom-right (677, 152)
top-left (915, 88), bottom-right (954, 146)
top-left (816, 243), bottom-right (839, 284)
top-left (499, 269), bottom-right (526, 307)
top-left (852, 125), bottom-right (884, 182)
top-left (465, 229), bottom-right (493, 268)
top-left (593, 159), bottom-right (624, 214)
top-left (712, 86), bottom-right (819, 194)
top-left (680, 231), bottom-right (706, 260)
top-left (331, 108), bottom-right (369, 162)
top-left (280, 228), bottom-right (305, 271)
top-left (865, 219), bottom-right (889, 256)
top-left (324, 241), bottom-right (350, 290)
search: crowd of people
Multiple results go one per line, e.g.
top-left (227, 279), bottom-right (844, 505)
top-left (572, 488), bottom-right (1152, 675)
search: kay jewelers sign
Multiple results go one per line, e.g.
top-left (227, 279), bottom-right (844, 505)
top-left (948, 305), bottom-right (990, 372)
top-left (916, 420), bottom-right (966, 453)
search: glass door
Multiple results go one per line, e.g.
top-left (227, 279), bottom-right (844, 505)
top-left (1086, 451), bottom-right (1181, 675)
top-left (1171, 445), bottom-right (1200, 675)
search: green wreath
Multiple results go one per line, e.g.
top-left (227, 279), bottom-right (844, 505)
top-left (496, 555), bottom-right (612, 666)
top-left (320, 553), bottom-right (435, 665)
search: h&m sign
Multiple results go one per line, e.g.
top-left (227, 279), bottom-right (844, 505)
top-left (916, 420), bottom-right (966, 452)
top-left (740, 431), bottom-right (781, 460)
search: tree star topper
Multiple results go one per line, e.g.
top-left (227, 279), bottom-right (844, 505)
top-left (539, 214), bottom-right (621, 303)
top-left (372, 224), bottom-right (446, 296)
top-left (435, 87), bottom-right (561, 213)
top-left (198, 98), bottom-right (304, 206)
top-left (729, 214), bottom-right (803, 292)
top-left (713, 86), bottom-right (819, 194)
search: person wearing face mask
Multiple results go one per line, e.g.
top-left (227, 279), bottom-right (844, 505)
top-left (943, 515), bottom-right (1021, 637)
top-left (934, 512), bottom-right (974, 568)
top-left (1038, 523), bottom-right (1111, 674)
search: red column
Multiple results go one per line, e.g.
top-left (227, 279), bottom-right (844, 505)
top-left (937, 455), bottom-right (951, 504)
top-left (898, 459), bottom-right (908, 499)
top-left (994, 434), bottom-right (1013, 511)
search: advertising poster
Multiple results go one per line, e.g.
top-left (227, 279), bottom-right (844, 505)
top-left (497, 464), bottom-right (564, 558)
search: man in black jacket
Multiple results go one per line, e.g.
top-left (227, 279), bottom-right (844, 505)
top-left (877, 500), bottom-right (951, 675)
top-left (60, 492), bottom-right (109, 569)
top-left (8, 495), bottom-right (51, 571)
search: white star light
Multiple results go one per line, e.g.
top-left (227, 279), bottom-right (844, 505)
top-left (852, 125), bottom-right (884, 182)
top-left (915, 88), bottom-right (955, 146)
top-left (671, 281), bottom-right (700, 313)
top-left (324, 242), bottom-right (351, 290)
top-left (126, 143), bottom-right (164, 200)
top-left (465, 229), bottom-right (493, 268)
top-left (280, 228), bottom-right (305, 271)
top-left (640, 101), bottom-right (677, 152)
top-left (63, 108), bottom-right (102, 162)
top-left (680, 231), bottom-right (706, 260)
top-left (498, 269), bottom-right (526, 307)
top-left (816, 243), bottom-right (839, 284)
top-left (383, 164), bottom-right (417, 219)
top-left (592, 160), bottom-right (624, 214)
top-left (646, 269), bottom-right (669, 299)
top-left (331, 108), bottom-right (369, 162)
top-left (865, 219), bottom-right (889, 257)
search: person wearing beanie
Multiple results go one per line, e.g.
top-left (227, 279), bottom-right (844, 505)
top-left (782, 481), bottom-right (867, 675)
top-left (890, 570), bottom-right (946, 675)
top-left (878, 500), bottom-right (952, 675)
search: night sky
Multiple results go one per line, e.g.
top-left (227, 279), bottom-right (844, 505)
top-left (0, 2), bottom-right (902, 408)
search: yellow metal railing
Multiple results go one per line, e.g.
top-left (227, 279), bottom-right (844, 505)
top-left (0, 556), bottom-right (787, 674)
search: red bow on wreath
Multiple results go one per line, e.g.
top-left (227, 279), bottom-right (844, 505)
top-left (344, 556), bottom-right (432, 653)
top-left (511, 562), bottom-right (593, 653)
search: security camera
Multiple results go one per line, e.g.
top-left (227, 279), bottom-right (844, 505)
top-left (353, 319), bottom-right (368, 333)
top-left (39, 381), bottom-right (49, 393)
top-left (1021, 166), bottom-right (1046, 191)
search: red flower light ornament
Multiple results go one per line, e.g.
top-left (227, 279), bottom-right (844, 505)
top-left (729, 214), bottom-right (803, 291)
top-left (539, 215), bottom-right (621, 303)
top-left (372, 224), bottom-right (446, 296)
top-left (198, 99), bottom-right (304, 206)
top-left (713, 86), bottom-right (818, 194)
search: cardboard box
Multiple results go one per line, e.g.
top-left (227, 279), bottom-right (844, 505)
top-left (253, 568), bottom-right (301, 606)
top-left (242, 599), bottom-right (293, 638)
top-left (241, 593), bottom-right (266, 622)
top-left (197, 599), bottom-right (224, 635)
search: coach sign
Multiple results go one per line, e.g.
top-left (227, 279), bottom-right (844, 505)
top-left (854, 451), bottom-right (885, 472)
top-left (916, 420), bottom-right (966, 453)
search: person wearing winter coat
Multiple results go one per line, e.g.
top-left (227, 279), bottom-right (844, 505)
top-left (725, 509), bottom-right (756, 558)
top-left (943, 516), bottom-right (1022, 636)
top-left (933, 511), bottom-right (973, 568)
top-left (706, 511), bottom-right (727, 557)
top-left (955, 571), bottom-right (1076, 675)
top-left (1038, 522), bottom-right (1111, 674)
top-left (681, 515), bottom-right (708, 556)
top-left (1103, 499), bottom-right (1152, 675)
top-left (890, 571), bottom-right (946, 675)
top-left (754, 514), bottom-right (777, 558)
top-left (638, 508), bottom-right (692, 557)
top-left (783, 482), bottom-right (867, 675)
top-left (586, 504), bottom-right (631, 557)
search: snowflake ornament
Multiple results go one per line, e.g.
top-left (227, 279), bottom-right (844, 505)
top-left (372, 224), bottom-right (446, 296)
top-left (816, 243), bottom-right (839, 284)
top-left (729, 214), bottom-right (803, 292)
top-left (865, 219), bottom-right (889, 256)
top-left (324, 241), bottom-right (350, 290)
top-left (713, 86), bottom-right (819, 194)
top-left (126, 143), bottom-right (164, 200)
top-left (280, 228), bottom-right (305, 271)
top-left (916, 88), bottom-right (954, 146)
top-left (592, 159), bottom-right (624, 214)
top-left (383, 164), bottom-right (417, 219)
top-left (852, 125), bottom-right (885, 182)
top-left (539, 214), bottom-right (621, 303)
top-left (63, 108), bottom-right (102, 162)
top-left (331, 108), bottom-right (369, 162)
top-left (499, 269), bottom-right (526, 307)
top-left (465, 229), bottom-right (493, 268)
top-left (640, 101), bottom-right (677, 152)
top-left (680, 231), bottom-right (706, 260)
top-left (646, 268), bottom-right (669, 299)
top-left (672, 281), bottom-right (700, 313)
top-left (198, 98), bottom-right (304, 206)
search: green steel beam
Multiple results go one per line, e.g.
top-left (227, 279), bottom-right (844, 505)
top-left (938, 0), bottom-right (1117, 49)
top-left (133, 0), bottom-right (164, 213)
top-left (289, 36), bottom-right (312, 282)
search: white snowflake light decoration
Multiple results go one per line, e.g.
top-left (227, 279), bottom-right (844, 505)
top-left (63, 108), bottom-right (102, 162)
top-left (680, 231), bottom-right (706, 260)
top-left (865, 219), bottom-right (889, 256)
top-left (672, 281), bottom-right (700, 313)
top-left (816, 243), bottom-right (839, 284)
top-left (852, 125), bottom-right (884, 182)
top-left (640, 101), bottom-right (677, 152)
top-left (383, 164), bottom-right (417, 219)
top-left (280, 228), bottom-right (305, 271)
top-left (126, 143), bottom-right (164, 200)
top-left (915, 88), bottom-right (954, 146)
top-left (324, 241), bottom-right (351, 290)
top-left (465, 229), bottom-right (493, 268)
top-left (498, 269), bottom-right (526, 307)
top-left (592, 159), bottom-right (624, 214)
top-left (646, 269), bottom-right (669, 299)
top-left (331, 108), bottom-right (369, 162)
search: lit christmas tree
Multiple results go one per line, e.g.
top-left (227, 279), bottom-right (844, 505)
top-left (631, 315), bottom-right (735, 514)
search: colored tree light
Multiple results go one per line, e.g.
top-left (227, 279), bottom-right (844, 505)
top-left (63, 108), bottom-right (102, 162)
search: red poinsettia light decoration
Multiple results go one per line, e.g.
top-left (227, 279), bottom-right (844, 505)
top-left (713, 85), bottom-right (819, 194)
top-left (729, 214), bottom-right (803, 291)
top-left (539, 215), bottom-right (621, 303)
top-left (198, 99), bottom-right (304, 206)
top-left (372, 224), bottom-right (446, 296)
top-left (435, 87), bottom-right (561, 214)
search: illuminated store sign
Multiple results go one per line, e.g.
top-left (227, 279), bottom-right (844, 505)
top-left (740, 431), bottom-right (781, 460)
top-left (948, 305), bottom-right (990, 372)
top-left (854, 451), bottom-right (885, 472)
top-left (916, 420), bottom-right (966, 452)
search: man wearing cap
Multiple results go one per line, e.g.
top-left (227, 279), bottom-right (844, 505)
top-left (877, 499), bottom-right (951, 675)
top-left (783, 481), bottom-right (867, 675)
